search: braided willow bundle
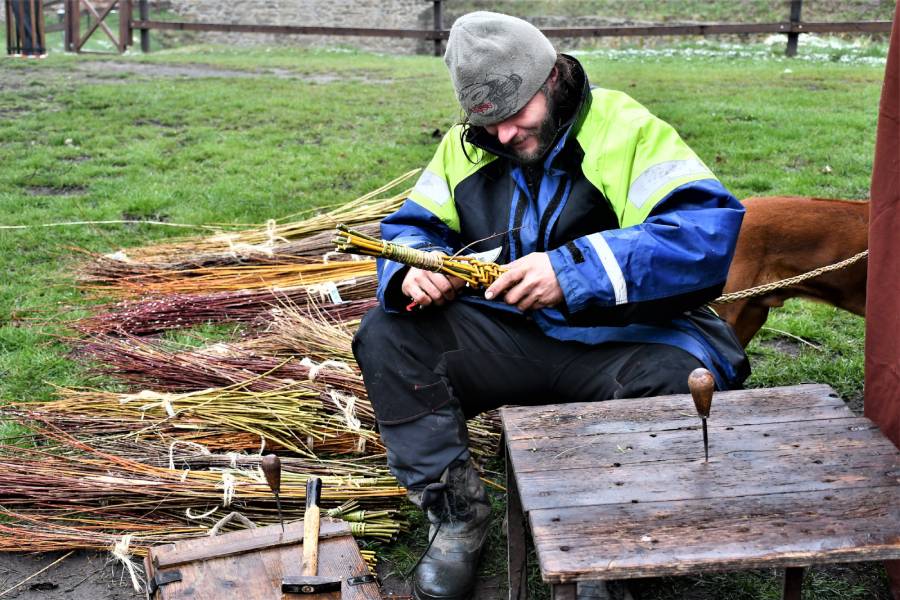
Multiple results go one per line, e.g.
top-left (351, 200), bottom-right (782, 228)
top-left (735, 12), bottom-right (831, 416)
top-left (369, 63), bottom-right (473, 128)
top-left (333, 225), bottom-right (505, 288)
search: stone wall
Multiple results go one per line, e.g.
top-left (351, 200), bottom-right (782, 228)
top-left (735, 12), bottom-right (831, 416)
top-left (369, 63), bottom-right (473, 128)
top-left (165, 0), bottom-right (436, 55)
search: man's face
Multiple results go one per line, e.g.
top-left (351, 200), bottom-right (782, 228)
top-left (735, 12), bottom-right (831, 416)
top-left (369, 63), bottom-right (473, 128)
top-left (483, 87), bottom-right (557, 165)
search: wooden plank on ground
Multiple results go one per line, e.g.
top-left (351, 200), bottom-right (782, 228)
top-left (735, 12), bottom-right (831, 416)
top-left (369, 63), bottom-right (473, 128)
top-left (148, 518), bottom-right (377, 599)
top-left (529, 485), bottom-right (900, 581)
top-left (501, 385), bottom-right (849, 441)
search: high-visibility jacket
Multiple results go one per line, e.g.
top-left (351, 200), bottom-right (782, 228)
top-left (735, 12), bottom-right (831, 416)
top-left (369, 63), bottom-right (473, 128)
top-left (376, 57), bottom-right (748, 388)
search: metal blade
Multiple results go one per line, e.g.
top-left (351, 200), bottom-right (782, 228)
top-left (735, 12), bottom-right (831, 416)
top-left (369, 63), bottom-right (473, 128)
top-left (274, 490), bottom-right (284, 532)
top-left (702, 417), bottom-right (709, 462)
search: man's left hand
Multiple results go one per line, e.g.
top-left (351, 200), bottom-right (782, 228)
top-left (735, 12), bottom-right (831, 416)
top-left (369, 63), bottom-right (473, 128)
top-left (484, 252), bottom-right (563, 311)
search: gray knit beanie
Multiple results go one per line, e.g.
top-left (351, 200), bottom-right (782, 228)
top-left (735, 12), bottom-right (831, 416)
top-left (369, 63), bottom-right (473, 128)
top-left (444, 12), bottom-right (557, 126)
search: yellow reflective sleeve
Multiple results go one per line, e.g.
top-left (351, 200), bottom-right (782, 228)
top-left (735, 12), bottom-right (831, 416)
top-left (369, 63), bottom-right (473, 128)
top-left (577, 89), bottom-right (717, 228)
top-left (407, 125), bottom-right (497, 234)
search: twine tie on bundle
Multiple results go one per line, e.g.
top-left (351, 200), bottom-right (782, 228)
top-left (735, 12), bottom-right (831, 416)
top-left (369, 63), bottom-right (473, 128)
top-left (328, 390), bottom-right (366, 453)
top-left (110, 534), bottom-right (143, 592)
top-left (300, 357), bottom-right (354, 382)
top-left (120, 389), bottom-right (178, 418)
top-left (167, 440), bottom-right (211, 471)
top-left (224, 219), bottom-right (289, 259)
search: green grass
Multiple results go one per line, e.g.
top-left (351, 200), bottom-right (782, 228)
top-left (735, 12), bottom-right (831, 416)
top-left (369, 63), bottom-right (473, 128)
top-left (0, 42), bottom-right (887, 597)
top-left (448, 0), bottom-right (896, 23)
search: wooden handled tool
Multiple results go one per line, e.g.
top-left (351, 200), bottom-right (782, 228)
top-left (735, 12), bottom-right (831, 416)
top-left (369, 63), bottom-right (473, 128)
top-left (281, 477), bottom-right (341, 595)
top-left (688, 368), bottom-right (715, 462)
top-left (261, 454), bottom-right (284, 533)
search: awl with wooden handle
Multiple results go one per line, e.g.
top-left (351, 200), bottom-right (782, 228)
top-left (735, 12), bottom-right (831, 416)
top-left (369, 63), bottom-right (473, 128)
top-left (261, 454), bottom-right (285, 532)
top-left (688, 368), bottom-right (715, 462)
top-left (281, 477), bottom-right (341, 595)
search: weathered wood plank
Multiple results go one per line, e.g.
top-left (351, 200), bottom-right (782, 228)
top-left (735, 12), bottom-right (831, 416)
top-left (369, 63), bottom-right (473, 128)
top-left (529, 486), bottom-right (900, 581)
top-left (501, 385), bottom-right (848, 442)
top-left (508, 418), bottom-right (883, 474)
top-left (515, 438), bottom-right (900, 511)
top-left (152, 518), bottom-right (346, 569)
top-left (148, 518), bottom-right (376, 599)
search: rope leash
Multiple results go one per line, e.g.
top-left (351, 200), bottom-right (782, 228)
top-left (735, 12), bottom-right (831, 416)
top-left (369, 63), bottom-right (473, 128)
top-left (713, 249), bottom-right (868, 305)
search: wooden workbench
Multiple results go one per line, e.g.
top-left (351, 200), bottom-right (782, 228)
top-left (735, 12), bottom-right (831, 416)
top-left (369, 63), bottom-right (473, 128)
top-left (501, 384), bottom-right (900, 599)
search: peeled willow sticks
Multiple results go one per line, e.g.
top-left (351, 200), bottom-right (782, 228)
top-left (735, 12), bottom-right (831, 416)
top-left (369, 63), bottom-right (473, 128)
top-left (333, 224), bottom-right (505, 288)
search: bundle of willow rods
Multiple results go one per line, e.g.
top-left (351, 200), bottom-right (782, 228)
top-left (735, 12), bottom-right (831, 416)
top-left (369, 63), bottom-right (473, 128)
top-left (75, 334), bottom-right (370, 399)
top-left (0, 427), bottom-right (406, 521)
top-left (24, 381), bottom-right (381, 458)
top-left (74, 285), bottom-right (376, 336)
top-left (102, 170), bottom-right (416, 267)
top-left (333, 224), bottom-right (505, 288)
top-left (83, 260), bottom-right (377, 299)
top-left (78, 223), bottom-right (381, 284)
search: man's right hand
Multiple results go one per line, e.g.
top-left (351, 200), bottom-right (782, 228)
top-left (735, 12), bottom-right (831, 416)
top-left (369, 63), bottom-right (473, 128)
top-left (401, 268), bottom-right (467, 308)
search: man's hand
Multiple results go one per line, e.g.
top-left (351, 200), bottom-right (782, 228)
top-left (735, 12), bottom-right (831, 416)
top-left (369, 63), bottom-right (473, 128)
top-left (484, 252), bottom-right (563, 311)
top-left (402, 268), bottom-right (467, 308)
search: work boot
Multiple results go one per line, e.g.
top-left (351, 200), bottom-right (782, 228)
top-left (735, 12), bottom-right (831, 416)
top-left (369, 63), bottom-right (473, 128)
top-left (408, 459), bottom-right (492, 600)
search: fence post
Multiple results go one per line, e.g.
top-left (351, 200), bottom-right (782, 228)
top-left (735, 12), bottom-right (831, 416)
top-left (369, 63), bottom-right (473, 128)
top-left (117, 0), bottom-right (131, 52)
top-left (5, 0), bottom-right (13, 55)
top-left (432, 0), bottom-right (442, 57)
top-left (786, 0), bottom-right (802, 57)
top-left (63, 0), bottom-right (70, 50)
top-left (138, 0), bottom-right (148, 52)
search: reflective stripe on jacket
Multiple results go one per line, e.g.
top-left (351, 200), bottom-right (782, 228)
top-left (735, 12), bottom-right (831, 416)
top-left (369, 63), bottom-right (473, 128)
top-left (375, 57), bottom-right (748, 388)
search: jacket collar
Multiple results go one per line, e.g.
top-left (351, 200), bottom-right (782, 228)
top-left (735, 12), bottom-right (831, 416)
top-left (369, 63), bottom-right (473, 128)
top-left (463, 54), bottom-right (592, 170)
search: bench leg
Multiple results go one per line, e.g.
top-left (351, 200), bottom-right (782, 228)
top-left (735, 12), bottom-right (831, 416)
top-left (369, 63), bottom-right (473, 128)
top-left (551, 583), bottom-right (577, 600)
top-left (507, 446), bottom-right (527, 600)
top-left (782, 566), bottom-right (804, 600)
top-left (885, 559), bottom-right (900, 600)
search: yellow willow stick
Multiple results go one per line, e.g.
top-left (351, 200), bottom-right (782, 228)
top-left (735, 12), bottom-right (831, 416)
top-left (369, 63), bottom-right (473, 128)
top-left (332, 225), bottom-right (506, 289)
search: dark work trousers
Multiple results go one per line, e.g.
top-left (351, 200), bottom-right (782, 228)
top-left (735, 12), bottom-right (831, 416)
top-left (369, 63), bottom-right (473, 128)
top-left (352, 300), bottom-right (703, 490)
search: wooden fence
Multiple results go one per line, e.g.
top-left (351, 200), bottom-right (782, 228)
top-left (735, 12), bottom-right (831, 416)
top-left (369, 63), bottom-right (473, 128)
top-left (49, 0), bottom-right (896, 57)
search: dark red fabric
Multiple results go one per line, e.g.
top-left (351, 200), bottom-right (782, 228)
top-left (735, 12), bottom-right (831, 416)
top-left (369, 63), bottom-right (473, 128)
top-left (865, 11), bottom-right (900, 449)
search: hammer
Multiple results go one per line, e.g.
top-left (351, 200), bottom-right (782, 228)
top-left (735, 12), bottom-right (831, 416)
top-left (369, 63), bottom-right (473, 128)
top-left (281, 477), bottom-right (341, 595)
top-left (688, 368), bottom-right (715, 462)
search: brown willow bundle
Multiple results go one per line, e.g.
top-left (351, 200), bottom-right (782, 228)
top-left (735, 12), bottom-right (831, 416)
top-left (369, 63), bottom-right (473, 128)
top-left (73, 282), bottom-right (376, 337)
top-left (105, 170), bottom-right (416, 266)
top-left (26, 381), bottom-right (381, 458)
top-left (0, 428), bottom-right (405, 515)
top-left (76, 334), bottom-right (370, 400)
top-left (83, 259), bottom-right (376, 299)
top-left (78, 223), bottom-right (381, 284)
top-left (333, 224), bottom-right (505, 288)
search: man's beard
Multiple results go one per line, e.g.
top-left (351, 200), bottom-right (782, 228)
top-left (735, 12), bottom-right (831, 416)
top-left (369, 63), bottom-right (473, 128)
top-left (508, 91), bottom-right (558, 166)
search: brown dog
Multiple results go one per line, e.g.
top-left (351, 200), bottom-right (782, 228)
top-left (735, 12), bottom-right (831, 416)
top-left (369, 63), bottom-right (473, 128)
top-left (713, 196), bottom-right (868, 347)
